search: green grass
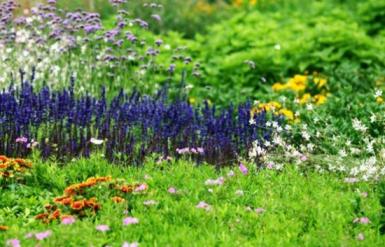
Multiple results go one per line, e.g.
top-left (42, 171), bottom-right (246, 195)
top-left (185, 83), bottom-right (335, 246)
top-left (1, 157), bottom-right (384, 246)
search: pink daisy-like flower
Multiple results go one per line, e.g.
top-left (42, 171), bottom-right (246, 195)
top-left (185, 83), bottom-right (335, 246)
top-left (61, 216), bottom-right (76, 225)
top-left (239, 163), bottom-right (248, 175)
top-left (96, 224), bottom-right (110, 232)
top-left (35, 230), bottom-right (52, 240)
top-left (122, 242), bottom-right (139, 247)
top-left (123, 217), bottom-right (139, 225)
top-left (353, 217), bottom-right (370, 224)
top-left (6, 239), bottom-right (20, 247)
top-left (168, 187), bottom-right (177, 194)
top-left (196, 201), bottom-right (211, 211)
top-left (134, 183), bottom-right (148, 192)
top-left (25, 233), bottom-right (34, 239)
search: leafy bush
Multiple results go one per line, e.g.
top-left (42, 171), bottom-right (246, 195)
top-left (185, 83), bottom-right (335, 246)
top-left (191, 2), bottom-right (385, 104)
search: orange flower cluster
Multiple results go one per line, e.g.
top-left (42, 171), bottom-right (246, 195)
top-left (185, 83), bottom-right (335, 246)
top-left (0, 225), bottom-right (9, 231)
top-left (36, 176), bottom-right (147, 223)
top-left (0, 155), bottom-right (32, 181)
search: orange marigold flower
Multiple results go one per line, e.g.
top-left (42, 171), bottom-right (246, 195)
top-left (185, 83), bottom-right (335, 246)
top-left (112, 196), bottom-right (125, 203)
top-left (35, 213), bottom-right (49, 220)
top-left (0, 156), bottom-right (8, 162)
top-left (120, 185), bottom-right (134, 193)
top-left (64, 184), bottom-right (81, 196)
top-left (0, 163), bottom-right (8, 169)
top-left (54, 196), bottom-right (73, 205)
top-left (15, 158), bottom-right (32, 168)
top-left (50, 209), bottom-right (61, 220)
top-left (0, 225), bottom-right (9, 231)
top-left (71, 200), bottom-right (85, 211)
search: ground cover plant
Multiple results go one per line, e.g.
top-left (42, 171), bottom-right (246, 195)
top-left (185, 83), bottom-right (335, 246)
top-left (1, 0), bottom-right (385, 246)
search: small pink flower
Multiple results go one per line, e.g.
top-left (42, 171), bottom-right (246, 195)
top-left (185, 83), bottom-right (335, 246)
top-left (61, 216), bottom-right (76, 225)
top-left (168, 187), bottom-right (177, 194)
top-left (15, 136), bottom-right (28, 144)
top-left (227, 170), bottom-right (235, 177)
top-left (357, 233), bottom-right (365, 241)
top-left (300, 155), bottom-right (308, 162)
top-left (361, 192), bottom-right (368, 198)
top-left (239, 163), bottom-right (248, 175)
top-left (134, 183), bottom-right (148, 192)
top-left (6, 239), bottom-right (20, 247)
top-left (235, 190), bottom-right (244, 196)
top-left (255, 208), bottom-right (265, 214)
top-left (196, 201), bottom-right (211, 211)
top-left (143, 200), bottom-right (157, 206)
top-left (205, 177), bottom-right (224, 186)
top-left (266, 162), bottom-right (274, 169)
top-left (96, 224), bottom-right (110, 232)
top-left (123, 217), bottom-right (139, 225)
top-left (35, 230), bottom-right (52, 240)
top-left (25, 233), bottom-right (34, 239)
top-left (353, 217), bottom-right (370, 224)
top-left (122, 242), bottom-right (139, 247)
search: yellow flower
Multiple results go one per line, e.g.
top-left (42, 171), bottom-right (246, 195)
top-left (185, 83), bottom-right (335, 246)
top-left (272, 82), bottom-right (287, 91)
top-left (313, 94), bottom-right (327, 105)
top-left (258, 101), bottom-right (282, 111)
top-left (376, 97), bottom-right (384, 104)
top-left (298, 93), bottom-right (311, 104)
top-left (279, 108), bottom-right (294, 121)
top-left (314, 78), bottom-right (327, 88)
top-left (189, 97), bottom-right (196, 105)
top-left (287, 75), bottom-right (307, 92)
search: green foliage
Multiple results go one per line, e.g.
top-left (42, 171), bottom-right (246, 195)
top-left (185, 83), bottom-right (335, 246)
top-left (1, 158), bottom-right (385, 245)
top-left (191, 2), bottom-right (385, 104)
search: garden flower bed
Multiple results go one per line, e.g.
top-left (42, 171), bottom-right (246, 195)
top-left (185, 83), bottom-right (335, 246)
top-left (1, 0), bottom-right (385, 246)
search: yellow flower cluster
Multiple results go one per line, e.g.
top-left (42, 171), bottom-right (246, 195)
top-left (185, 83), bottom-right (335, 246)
top-left (272, 74), bottom-right (329, 105)
top-left (233, 0), bottom-right (258, 7)
top-left (252, 101), bottom-right (295, 121)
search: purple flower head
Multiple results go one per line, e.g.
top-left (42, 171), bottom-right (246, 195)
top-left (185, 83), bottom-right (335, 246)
top-left (84, 24), bottom-right (101, 34)
top-left (35, 230), bottom-right (52, 240)
top-left (123, 217), bottom-right (139, 225)
top-left (239, 163), bottom-right (248, 175)
top-left (151, 14), bottom-right (161, 22)
top-left (16, 136), bottom-right (28, 144)
top-left (6, 239), bottom-right (20, 247)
